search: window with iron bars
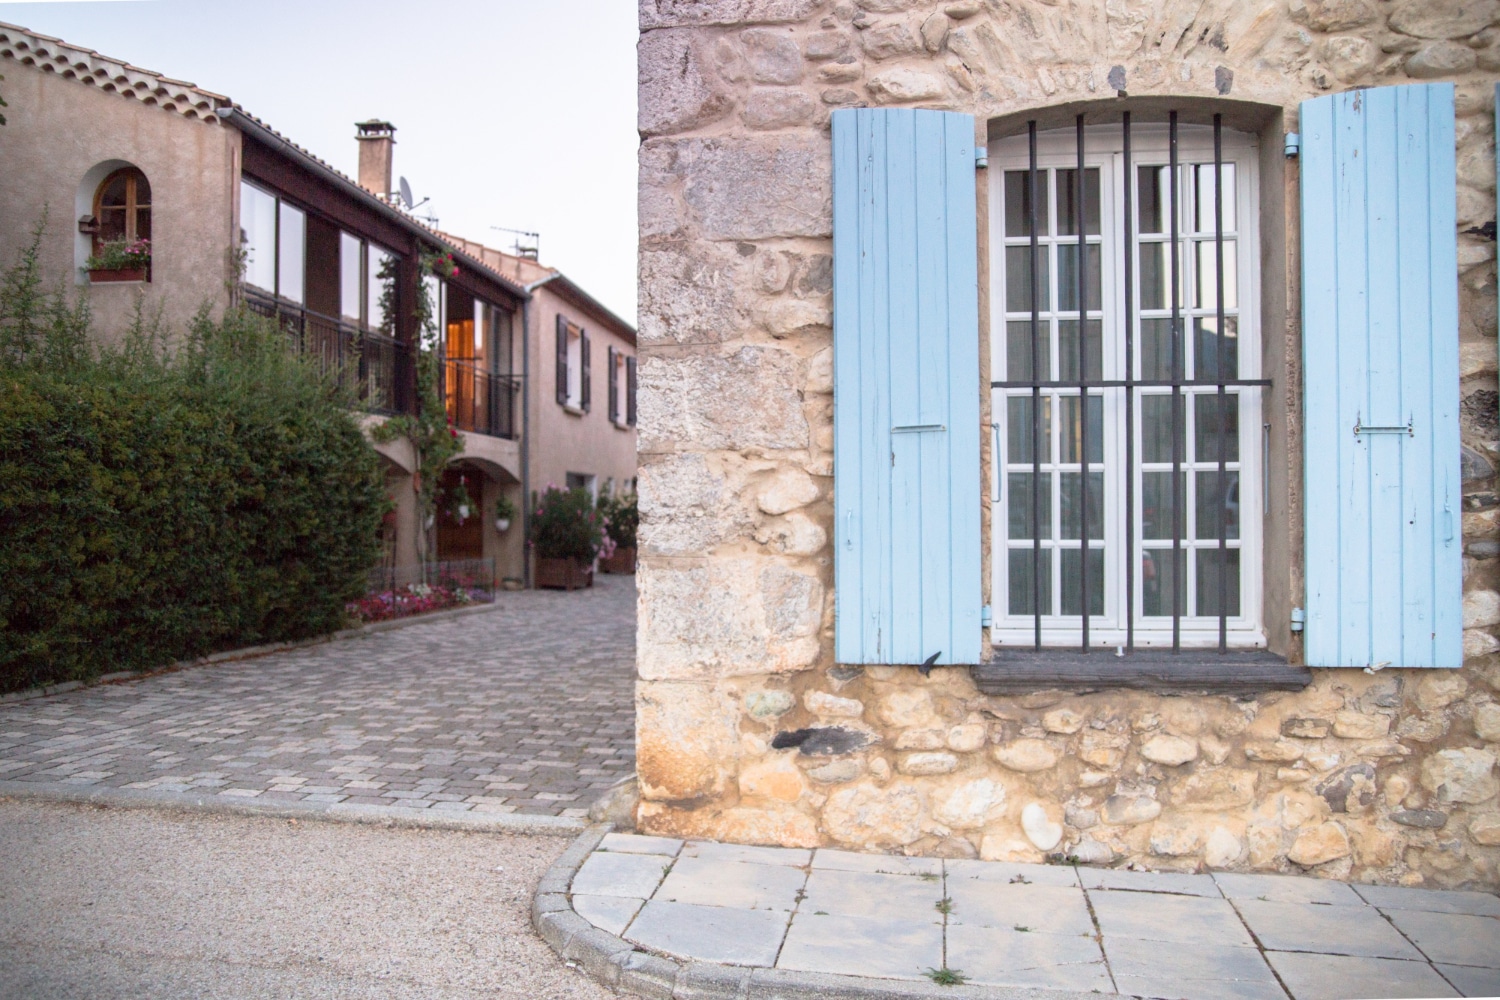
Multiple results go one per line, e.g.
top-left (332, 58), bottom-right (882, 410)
top-left (989, 113), bottom-right (1268, 652)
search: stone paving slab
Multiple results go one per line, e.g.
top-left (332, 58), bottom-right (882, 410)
top-left (552, 833), bottom-right (1500, 999)
top-left (0, 576), bottom-right (636, 821)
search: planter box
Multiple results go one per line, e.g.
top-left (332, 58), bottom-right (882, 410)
top-left (88, 267), bottom-right (149, 283)
top-left (536, 557), bottom-right (593, 591)
top-left (600, 546), bottom-right (636, 575)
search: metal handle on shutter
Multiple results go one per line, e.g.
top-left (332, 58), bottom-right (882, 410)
top-left (892, 424), bottom-right (946, 433)
top-left (1352, 414), bottom-right (1412, 439)
top-left (1445, 497), bottom-right (1454, 546)
top-left (845, 510), bottom-right (854, 549)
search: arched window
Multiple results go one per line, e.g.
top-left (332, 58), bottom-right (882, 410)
top-left (93, 168), bottom-right (152, 252)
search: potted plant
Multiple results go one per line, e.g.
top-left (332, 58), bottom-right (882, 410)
top-left (85, 237), bottom-right (151, 283)
top-left (598, 491), bottom-right (639, 574)
top-left (494, 493), bottom-right (517, 533)
top-left (530, 486), bottom-right (603, 590)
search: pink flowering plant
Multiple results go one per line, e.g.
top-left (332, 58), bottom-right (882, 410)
top-left (85, 237), bottom-right (151, 271)
top-left (529, 486), bottom-right (605, 562)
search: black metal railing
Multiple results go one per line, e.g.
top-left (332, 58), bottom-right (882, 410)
top-left (993, 111), bottom-right (1270, 654)
top-left (443, 358), bottom-right (521, 440)
top-left (242, 287), bottom-right (409, 416)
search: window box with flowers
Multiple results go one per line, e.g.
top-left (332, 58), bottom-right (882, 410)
top-left (85, 237), bottom-right (151, 283)
top-left (530, 486), bottom-right (609, 590)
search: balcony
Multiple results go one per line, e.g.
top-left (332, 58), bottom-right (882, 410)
top-left (243, 287), bottom-right (410, 416)
top-left (443, 358), bottom-right (520, 440)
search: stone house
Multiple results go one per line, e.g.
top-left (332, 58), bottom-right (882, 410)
top-left (0, 21), bottom-right (636, 590)
top-left (634, 0), bottom-right (1500, 887)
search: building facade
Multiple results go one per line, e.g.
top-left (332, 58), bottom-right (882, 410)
top-left (634, 0), bottom-right (1500, 887)
top-left (0, 21), bottom-right (636, 591)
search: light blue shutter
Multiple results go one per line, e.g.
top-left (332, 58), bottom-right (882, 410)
top-left (1301, 83), bottom-right (1461, 668)
top-left (832, 108), bottom-right (981, 665)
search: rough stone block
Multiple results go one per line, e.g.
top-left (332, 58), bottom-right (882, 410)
top-left (639, 347), bottom-right (809, 453)
top-left (640, 0), bottom-right (825, 29)
top-left (640, 30), bottom-right (733, 136)
top-left (671, 136), bottom-right (830, 240)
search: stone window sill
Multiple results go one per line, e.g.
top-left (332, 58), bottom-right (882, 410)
top-left (974, 649), bottom-right (1309, 696)
top-left (562, 402), bottom-right (585, 416)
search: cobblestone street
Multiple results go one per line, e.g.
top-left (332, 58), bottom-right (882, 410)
top-left (0, 576), bottom-right (636, 820)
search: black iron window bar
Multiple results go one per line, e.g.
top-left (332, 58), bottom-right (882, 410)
top-left (992, 111), bottom-right (1271, 654)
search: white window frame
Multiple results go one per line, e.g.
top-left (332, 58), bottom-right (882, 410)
top-left (987, 123), bottom-right (1265, 650)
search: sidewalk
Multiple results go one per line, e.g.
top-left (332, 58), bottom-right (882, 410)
top-left (538, 830), bottom-right (1500, 1000)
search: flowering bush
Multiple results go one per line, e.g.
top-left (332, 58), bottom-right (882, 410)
top-left (347, 582), bottom-right (489, 622)
top-left (597, 491), bottom-right (638, 550)
top-left (529, 486), bottom-right (604, 562)
top-left (85, 237), bottom-right (151, 271)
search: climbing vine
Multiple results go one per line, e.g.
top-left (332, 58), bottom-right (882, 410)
top-left (369, 248), bottom-right (464, 568)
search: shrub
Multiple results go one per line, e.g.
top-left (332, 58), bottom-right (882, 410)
top-left (0, 221), bottom-right (384, 694)
top-left (529, 486), bottom-right (604, 563)
top-left (598, 490), bottom-right (638, 550)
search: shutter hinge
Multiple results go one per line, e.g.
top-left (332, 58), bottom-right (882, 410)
top-left (975, 146), bottom-right (988, 170)
top-left (1283, 132), bottom-right (1300, 158)
top-left (1290, 607), bottom-right (1306, 633)
top-left (981, 604), bottom-right (993, 627)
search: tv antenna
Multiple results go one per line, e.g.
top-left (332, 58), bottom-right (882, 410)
top-left (490, 225), bottom-right (540, 260)
top-left (396, 176), bottom-right (438, 225)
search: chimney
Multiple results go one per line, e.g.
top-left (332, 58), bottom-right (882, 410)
top-left (355, 120), bottom-right (396, 198)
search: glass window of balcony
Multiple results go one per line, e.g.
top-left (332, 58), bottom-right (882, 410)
top-left (240, 181), bottom-right (277, 293)
top-left (340, 232), bottom-right (363, 324)
top-left (277, 202), bottom-right (305, 305)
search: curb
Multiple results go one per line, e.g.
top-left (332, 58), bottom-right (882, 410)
top-left (0, 598), bottom-right (505, 705)
top-left (0, 778), bottom-right (586, 836)
top-left (532, 829), bottom-right (1105, 1000)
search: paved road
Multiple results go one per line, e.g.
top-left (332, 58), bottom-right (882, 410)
top-left (0, 798), bottom-right (624, 1000)
top-left (0, 575), bottom-right (636, 820)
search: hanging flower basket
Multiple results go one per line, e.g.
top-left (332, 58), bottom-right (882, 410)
top-left (495, 517), bottom-right (511, 533)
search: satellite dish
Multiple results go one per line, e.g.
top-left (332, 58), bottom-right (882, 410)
top-left (398, 176), bottom-right (414, 210)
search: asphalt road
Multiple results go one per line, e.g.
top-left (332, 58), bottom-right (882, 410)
top-left (0, 798), bottom-right (626, 999)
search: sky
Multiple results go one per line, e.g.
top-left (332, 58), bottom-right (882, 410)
top-left (0, 0), bottom-right (641, 322)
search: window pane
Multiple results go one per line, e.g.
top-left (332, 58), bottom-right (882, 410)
top-left (1195, 470), bottom-right (1240, 540)
top-left (1140, 318), bottom-right (1175, 381)
top-left (340, 233), bottom-right (362, 322)
top-left (1006, 320), bottom-right (1044, 381)
top-left (368, 245), bottom-right (395, 334)
top-left (277, 202), bottom-right (305, 304)
top-left (240, 181), bottom-right (277, 293)
top-left (1057, 244), bottom-right (1102, 312)
top-left (1006, 395), bottom-right (1050, 464)
top-left (1194, 393), bottom-right (1239, 462)
top-left (1141, 394), bottom-right (1183, 463)
top-left (1193, 317), bottom-right (1238, 380)
top-left (135, 208), bottom-right (152, 242)
top-left (1059, 471), bottom-right (1104, 541)
top-left (1193, 162), bottom-right (1235, 233)
top-left (99, 174), bottom-right (129, 209)
top-left (1003, 169), bottom-right (1048, 238)
top-left (1057, 167), bottom-right (1101, 236)
top-left (1059, 393), bottom-right (1103, 465)
top-left (1142, 548), bottom-right (1185, 617)
top-left (1194, 239), bottom-right (1238, 310)
top-left (1008, 549), bottom-right (1052, 616)
top-left (1004, 246), bottom-right (1049, 313)
top-left (1007, 473), bottom-right (1052, 540)
top-left (1138, 165), bottom-right (1169, 234)
top-left (1141, 471), bottom-right (1185, 541)
top-left (1138, 242), bottom-right (1173, 311)
top-left (1061, 547), bottom-right (1105, 616)
top-left (1196, 548), bottom-right (1241, 617)
top-left (1058, 320), bottom-right (1103, 382)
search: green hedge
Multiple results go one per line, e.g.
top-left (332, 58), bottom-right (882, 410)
top-left (0, 225), bottom-right (384, 693)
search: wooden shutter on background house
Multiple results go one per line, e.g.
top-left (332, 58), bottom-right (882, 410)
top-left (556, 314), bottom-right (568, 406)
top-left (831, 108), bottom-right (982, 666)
top-left (1301, 82), bottom-right (1462, 668)
top-left (626, 355), bottom-right (637, 426)
top-left (608, 345), bottom-right (619, 422)
top-left (580, 330), bottom-right (592, 411)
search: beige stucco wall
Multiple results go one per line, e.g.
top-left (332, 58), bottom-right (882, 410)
top-left (635, 0), bottom-right (1500, 887)
top-left (526, 287), bottom-right (640, 501)
top-left (0, 55), bottom-right (238, 343)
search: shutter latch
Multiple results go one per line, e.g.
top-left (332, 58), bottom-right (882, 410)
top-left (892, 424), bottom-right (946, 433)
top-left (1284, 132), bottom-right (1300, 157)
top-left (1352, 414), bottom-right (1412, 439)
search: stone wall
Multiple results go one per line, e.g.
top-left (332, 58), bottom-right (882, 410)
top-left (636, 0), bottom-right (1500, 887)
